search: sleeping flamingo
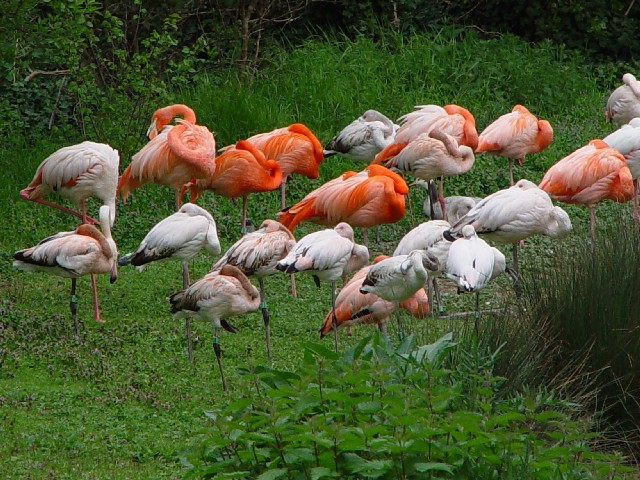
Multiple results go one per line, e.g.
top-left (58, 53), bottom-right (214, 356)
top-left (13, 205), bottom-right (118, 333)
top-left (276, 164), bottom-right (407, 246)
top-left (240, 123), bottom-right (325, 209)
top-left (605, 73), bottom-right (640, 125)
top-left (169, 264), bottom-right (260, 391)
top-left (476, 104), bottom-right (553, 186)
top-left (276, 222), bottom-right (369, 350)
top-left (324, 109), bottom-right (398, 163)
top-left (539, 140), bottom-right (634, 236)
top-left (212, 219), bottom-right (296, 360)
top-left (318, 256), bottom-right (430, 338)
top-left (182, 140), bottom-right (282, 233)
top-left (118, 104), bottom-right (216, 210)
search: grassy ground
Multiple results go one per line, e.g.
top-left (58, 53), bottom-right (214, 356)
top-left (1, 29), bottom-right (636, 478)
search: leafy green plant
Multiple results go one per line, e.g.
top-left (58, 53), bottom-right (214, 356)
top-left (181, 333), bottom-right (633, 479)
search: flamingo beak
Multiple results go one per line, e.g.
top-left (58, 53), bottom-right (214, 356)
top-left (146, 119), bottom-right (158, 139)
top-left (110, 260), bottom-right (118, 284)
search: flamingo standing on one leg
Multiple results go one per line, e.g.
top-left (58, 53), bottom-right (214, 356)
top-left (446, 179), bottom-right (573, 271)
top-left (182, 140), bottom-right (282, 233)
top-left (323, 110), bottom-right (399, 163)
top-left (240, 123), bottom-right (325, 209)
top-left (117, 202), bottom-right (221, 362)
top-left (377, 129), bottom-right (476, 220)
top-left (211, 219), bottom-right (296, 361)
top-left (476, 104), bottom-right (554, 186)
top-left (605, 73), bottom-right (640, 125)
top-left (13, 205), bottom-right (118, 332)
top-left (276, 164), bottom-right (407, 246)
top-left (276, 223), bottom-right (369, 350)
top-left (603, 118), bottom-right (640, 224)
top-left (118, 104), bottom-right (217, 210)
top-left (318, 256), bottom-right (430, 338)
top-left (539, 140), bottom-right (634, 237)
top-left (169, 264), bottom-right (260, 391)
top-left (20, 143), bottom-right (119, 324)
top-left (359, 249), bottom-right (439, 339)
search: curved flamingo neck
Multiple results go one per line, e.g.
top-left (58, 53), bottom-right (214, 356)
top-left (444, 104), bottom-right (478, 150)
top-left (536, 120), bottom-right (554, 151)
top-left (154, 104), bottom-right (197, 131)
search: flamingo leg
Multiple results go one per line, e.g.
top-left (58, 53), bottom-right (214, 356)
top-left (438, 176), bottom-right (447, 222)
top-left (259, 278), bottom-right (272, 362)
top-left (331, 280), bottom-right (339, 352)
top-left (394, 303), bottom-right (404, 340)
top-left (182, 261), bottom-right (194, 363)
top-left (290, 274), bottom-right (297, 298)
top-left (362, 228), bottom-right (369, 248)
top-left (280, 176), bottom-right (288, 210)
top-left (433, 277), bottom-right (444, 315)
top-left (70, 278), bottom-right (79, 336)
top-left (174, 189), bottom-right (182, 211)
top-left (19, 191), bottom-right (98, 225)
top-left (377, 319), bottom-right (388, 337)
top-left (212, 325), bottom-right (227, 392)
top-left (508, 159), bottom-right (514, 186)
top-left (512, 242), bottom-right (519, 273)
top-left (241, 196), bottom-right (248, 235)
top-left (633, 179), bottom-right (640, 225)
top-left (90, 273), bottom-right (104, 323)
top-left (589, 205), bottom-right (596, 238)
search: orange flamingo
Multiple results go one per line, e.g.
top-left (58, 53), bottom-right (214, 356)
top-left (13, 205), bottom-right (117, 333)
top-left (118, 104), bottom-right (216, 210)
top-left (318, 255), bottom-right (430, 338)
top-left (476, 105), bottom-right (553, 186)
top-left (183, 140), bottom-right (282, 232)
top-left (539, 140), bottom-right (634, 236)
top-left (374, 104), bottom-right (478, 164)
top-left (276, 164), bottom-right (407, 245)
top-left (241, 123), bottom-right (325, 208)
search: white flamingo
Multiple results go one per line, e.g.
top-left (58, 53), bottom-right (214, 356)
top-left (118, 202), bottom-right (221, 362)
top-left (604, 117), bottom-right (640, 223)
top-left (359, 249), bottom-right (439, 338)
top-left (13, 205), bottom-right (118, 333)
top-left (169, 264), bottom-right (260, 391)
top-left (446, 179), bottom-right (573, 270)
top-left (606, 73), bottom-right (640, 125)
top-left (324, 109), bottom-right (399, 163)
top-left (276, 222), bottom-right (369, 349)
top-left (212, 219), bottom-right (296, 360)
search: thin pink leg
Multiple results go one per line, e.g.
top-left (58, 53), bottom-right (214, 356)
top-left (90, 273), bottom-right (104, 323)
top-left (241, 196), bottom-right (248, 234)
top-left (633, 180), bottom-right (640, 225)
top-left (508, 160), bottom-right (514, 186)
top-left (174, 190), bottom-right (182, 211)
top-left (438, 177), bottom-right (447, 222)
top-left (589, 205), bottom-right (596, 238)
top-left (20, 190), bottom-right (98, 224)
top-left (280, 176), bottom-right (288, 210)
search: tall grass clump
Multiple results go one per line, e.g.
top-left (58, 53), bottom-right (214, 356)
top-left (484, 214), bottom-right (640, 456)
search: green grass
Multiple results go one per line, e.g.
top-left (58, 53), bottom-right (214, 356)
top-left (2, 28), bottom-right (638, 478)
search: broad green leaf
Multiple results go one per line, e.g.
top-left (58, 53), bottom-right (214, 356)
top-left (256, 468), bottom-right (288, 480)
top-left (414, 462), bottom-right (454, 474)
top-left (305, 343), bottom-right (340, 360)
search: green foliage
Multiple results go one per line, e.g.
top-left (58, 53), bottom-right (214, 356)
top-left (182, 333), bottom-right (632, 479)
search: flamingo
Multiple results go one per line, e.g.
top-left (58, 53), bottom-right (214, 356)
top-left (374, 104), bottom-right (478, 164)
top-left (20, 141), bottom-right (119, 226)
top-left (421, 191), bottom-right (480, 224)
top-left (211, 219), bottom-right (296, 361)
top-left (169, 264), bottom-right (260, 391)
top-left (603, 118), bottom-right (640, 223)
top-left (476, 105), bottom-right (554, 186)
top-left (605, 73), bottom-right (640, 125)
top-left (393, 220), bottom-right (452, 314)
top-left (118, 104), bottom-right (216, 210)
top-left (240, 123), bottom-right (325, 209)
top-left (539, 140), bottom-right (634, 236)
top-left (318, 256), bottom-right (430, 338)
top-left (359, 249), bottom-right (439, 338)
top-left (182, 140), bottom-right (282, 233)
top-left (276, 164), bottom-right (407, 246)
top-left (444, 225), bottom-right (508, 331)
top-left (117, 202), bottom-right (221, 362)
top-left (378, 129), bottom-right (476, 220)
top-left (447, 179), bottom-right (573, 270)
top-left (323, 109), bottom-right (398, 163)
top-left (276, 222), bottom-right (369, 349)
top-left (13, 205), bottom-right (117, 333)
